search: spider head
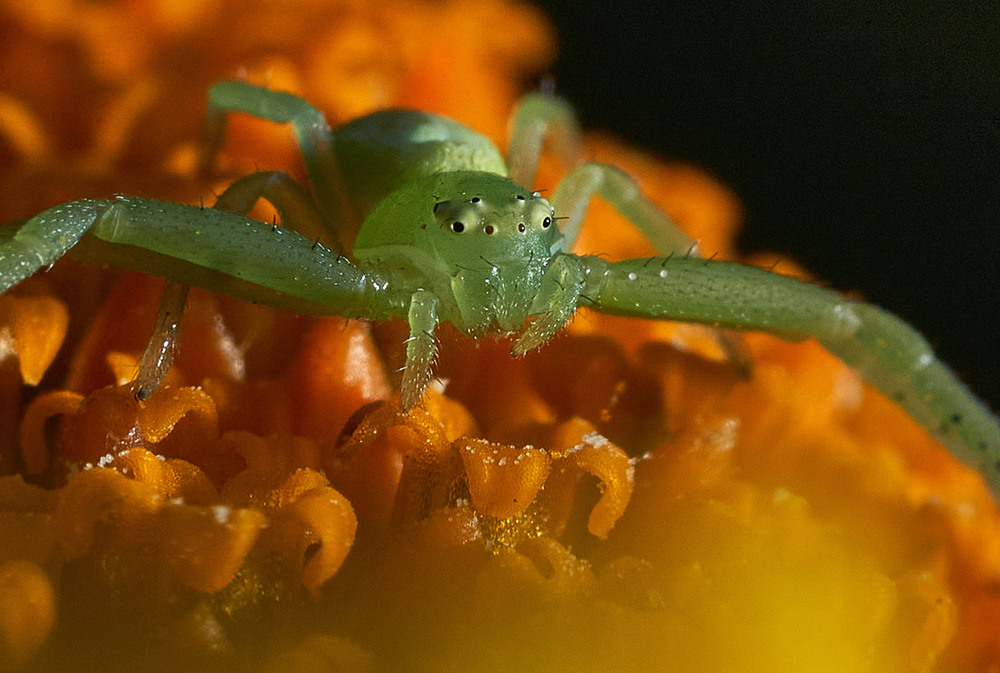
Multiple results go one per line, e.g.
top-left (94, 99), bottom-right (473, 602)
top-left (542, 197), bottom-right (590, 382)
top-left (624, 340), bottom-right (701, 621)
top-left (354, 171), bottom-right (562, 334)
top-left (428, 172), bottom-right (561, 334)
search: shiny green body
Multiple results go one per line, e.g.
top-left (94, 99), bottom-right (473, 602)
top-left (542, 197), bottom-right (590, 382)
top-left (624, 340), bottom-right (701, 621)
top-left (2, 81), bottom-right (999, 498)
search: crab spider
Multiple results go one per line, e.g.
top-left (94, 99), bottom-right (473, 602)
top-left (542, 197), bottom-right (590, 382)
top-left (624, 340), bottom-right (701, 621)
top-left (2, 81), bottom-right (999, 497)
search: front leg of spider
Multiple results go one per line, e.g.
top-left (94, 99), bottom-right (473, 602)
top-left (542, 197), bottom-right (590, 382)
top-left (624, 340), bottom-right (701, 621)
top-left (511, 253), bottom-right (585, 356)
top-left (401, 289), bottom-right (440, 411)
top-left (580, 253), bottom-right (1000, 495)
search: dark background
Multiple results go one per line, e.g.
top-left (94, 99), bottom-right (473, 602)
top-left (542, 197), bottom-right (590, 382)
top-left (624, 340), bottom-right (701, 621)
top-left (534, 0), bottom-right (1000, 413)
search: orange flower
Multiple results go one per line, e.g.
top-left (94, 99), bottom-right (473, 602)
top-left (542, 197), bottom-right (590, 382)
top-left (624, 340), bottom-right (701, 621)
top-left (2, 1), bottom-right (999, 672)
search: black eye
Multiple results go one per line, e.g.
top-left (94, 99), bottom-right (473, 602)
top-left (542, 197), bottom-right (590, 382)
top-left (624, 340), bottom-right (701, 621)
top-left (484, 225), bottom-right (495, 235)
top-left (542, 217), bottom-right (551, 228)
top-left (451, 221), bottom-right (465, 233)
top-left (471, 197), bottom-right (481, 203)
top-left (518, 223), bottom-right (526, 233)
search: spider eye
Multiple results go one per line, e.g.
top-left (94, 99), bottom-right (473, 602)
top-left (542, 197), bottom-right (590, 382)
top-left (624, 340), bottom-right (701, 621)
top-left (451, 221), bottom-right (465, 233)
top-left (518, 223), bottom-right (526, 233)
top-left (541, 217), bottom-right (551, 228)
top-left (484, 225), bottom-right (495, 235)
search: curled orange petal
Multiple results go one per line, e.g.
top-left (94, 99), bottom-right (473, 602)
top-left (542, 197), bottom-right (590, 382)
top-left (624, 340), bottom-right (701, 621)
top-left (0, 295), bottom-right (69, 386)
top-left (221, 431), bottom-right (325, 510)
top-left (458, 438), bottom-right (551, 519)
top-left (138, 385), bottom-right (217, 444)
top-left (53, 467), bottom-right (161, 560)
top-left (259, 480), bottom-right (358, 596)
top-left (159, 501), bottom-right (267, 593)
top-left (553, 419), bottom-right (634, 539)
top-left (18, 390), bottom-right (84, 475)
top-left (284, 317), bottom-right (391, 448)
top-left (103, 447), bottom-right (218, 505)
top-left (477, 537), bottom-right (596, 609)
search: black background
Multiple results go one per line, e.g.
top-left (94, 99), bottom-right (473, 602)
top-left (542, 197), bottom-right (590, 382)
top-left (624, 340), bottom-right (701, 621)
top-left (534, 0), bottom-right (1000, 413)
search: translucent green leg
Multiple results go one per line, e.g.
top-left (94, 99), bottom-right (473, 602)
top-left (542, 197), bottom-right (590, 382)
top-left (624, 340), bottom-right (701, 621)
top-left (549, 161), bottom-right (748, 371)
top-left (551, 163), bottom-right (697, 255)
top-left (212, 170), bottom-right (341, 252)
top-left (581, 253), bottom-right (1000, 497)
top-left (507, 93), bottom-right (696, 257)
top-left (0, 200), bottom-right (108, 293)
top-left (401, 289), bottom-right (439, 411)
top-left (201, 81), bottom-right (351, 236)
top-left (506, 92), bottom-right (582, 188)
top-left (820, 303), bottom-right (1000, 491)
top-left (20, 197), bottom-right (386, 317)
top-left (132, 281), bottom-right (189, 400)
top-left (131, 171), bottom-right (334, 398)
top-left (511, 255), bottom-right (585, 355)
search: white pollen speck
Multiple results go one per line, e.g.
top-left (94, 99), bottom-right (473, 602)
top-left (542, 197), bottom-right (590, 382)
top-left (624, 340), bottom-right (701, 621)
top-left (582, 431), bottom-right (610, 448)
top-left (211, 505), bottom-right (231, 525)
top-left (98, 453), bottom-right (115, 467)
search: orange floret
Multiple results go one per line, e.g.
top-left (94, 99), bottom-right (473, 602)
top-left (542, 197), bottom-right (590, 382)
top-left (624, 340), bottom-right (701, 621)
top-left (1, 1), bottom-right (999, 672)
top-left (0, 560), bottom-right (55, 672)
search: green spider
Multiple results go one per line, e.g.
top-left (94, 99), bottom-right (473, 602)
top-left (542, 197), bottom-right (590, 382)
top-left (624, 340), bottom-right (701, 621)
top-left (2, 81), bottom-right (999, 497)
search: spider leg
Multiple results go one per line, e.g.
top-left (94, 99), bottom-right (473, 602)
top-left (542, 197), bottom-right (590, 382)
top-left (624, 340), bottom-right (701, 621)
top-left (26, 197), bottom-right (387, 317)
top-left (201, 81), bottom-right (353, 241)
top-left (132, 172), bottom-right (335, 398)
top-left (582, 253), bottom-right (1000, 496)
top-left (213, 170), bottom-right (341, 253)
top-left (551, 162), bottom-right (697, 255)
top-left (506, 92), bottom-right (582, 188)
top-left (511, 254), bottom-right (585, 355)
top-left (401, 289), bottom-right (439, 411)
top-left (132, 281), bottom-right (189, 400)
top-left (553, 162), bottom-right (750, 371)
top-left (0, 200), bottom-right (105, 293)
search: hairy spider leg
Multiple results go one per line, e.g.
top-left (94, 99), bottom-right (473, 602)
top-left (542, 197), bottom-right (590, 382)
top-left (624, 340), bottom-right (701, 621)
top-left (212, 171), bottom-right (338, 252)
top-left (580, 253), bottom-right (1000, 495)
top-left (132, 281), bottom-right (189, 399)
top-left (510, 254), bottom-right (585, 355)
top-left (505, 92), bottom-right (695, 256)
top-left (202, 81), bottom-right (356, 251)
top-left (131, 172), bottom-right (337, 397)
top-left (506, 92), bottom-right (582, 188)
top-left (5, 197), bottom-right (390, 318)
top-left (0, 200), bottom-right (102, 292)
top-left (401, 289), bottom-right (440, 410)
top-left (503, 92), bottom-right (744, 367)
top-left (551, 163), bottom-right (698, 256)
